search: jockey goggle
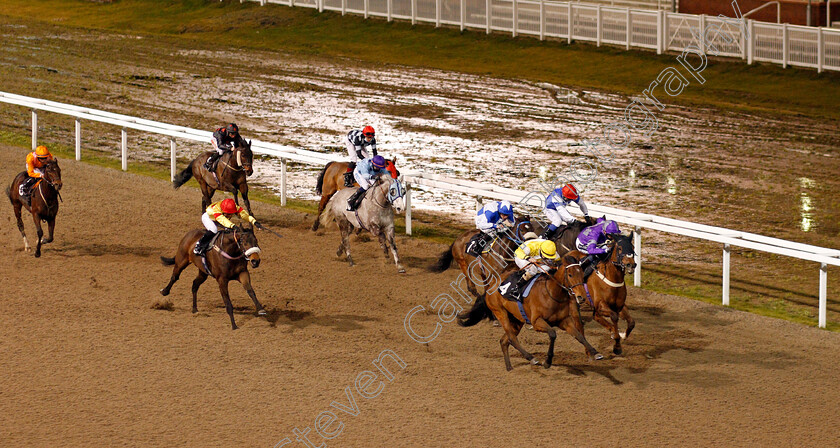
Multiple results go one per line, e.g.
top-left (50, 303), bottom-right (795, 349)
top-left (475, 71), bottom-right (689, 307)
top-left (36, 155), bottom-right (49, 160)
top-left (363, 132), bottom-right (375, 139)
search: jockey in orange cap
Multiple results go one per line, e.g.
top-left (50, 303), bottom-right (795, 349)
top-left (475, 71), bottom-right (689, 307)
top-left (20, 145), bottom-right (54, 204)
top-left (194, 198), bottom-right (263, 256)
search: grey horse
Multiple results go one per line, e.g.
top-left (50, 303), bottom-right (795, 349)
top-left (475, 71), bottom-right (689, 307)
top-left (319, 171), bottom-right (406, 273)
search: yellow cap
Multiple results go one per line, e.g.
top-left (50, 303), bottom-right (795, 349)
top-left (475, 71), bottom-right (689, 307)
top-left (35, 145), bottom-right (50, 157)
top-left (539, 240), bottom-right (559, 259)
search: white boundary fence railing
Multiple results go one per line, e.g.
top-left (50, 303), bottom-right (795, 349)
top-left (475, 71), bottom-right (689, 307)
top-left (3, 90), bottom-right (838, 327)
top-left (243, 0), bottom-right (840, 72)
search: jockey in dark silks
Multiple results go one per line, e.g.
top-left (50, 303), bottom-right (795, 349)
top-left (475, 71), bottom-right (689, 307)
top-left (205, 123), bottom-right (244, 170)
top-left (576, 217), bottom-right (621, 273)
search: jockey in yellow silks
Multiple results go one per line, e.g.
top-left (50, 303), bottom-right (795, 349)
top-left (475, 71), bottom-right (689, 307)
top-left (194, 198), bottom-right (262, 255)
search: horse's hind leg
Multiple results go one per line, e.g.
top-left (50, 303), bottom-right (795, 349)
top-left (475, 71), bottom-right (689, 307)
top-left (498, 312), bottom-right (535, 369)
top-left (217, 278), bottom-right (237, 330)
top-left (12, 201), bottom-right (30, 253)
top-left (160, 256), bottom-right (190, 296)
top-left (239, 184), bottom-right (253, 218)
top-left (239, 270), bottom-right (266, 317)
top-left (620, 307), bottom-right (635, 340)
top-left (190, 271), bottom-right (208, 312)
top-left (338, 220), bottom-right (354, 266)
top-left (532, 317), bottom-right (557, 369)
top-left (312, 194), bottom-right (332, 231)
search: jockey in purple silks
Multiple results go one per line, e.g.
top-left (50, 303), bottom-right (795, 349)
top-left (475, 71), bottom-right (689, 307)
top-left (575, 217), bottom-right (621, 272)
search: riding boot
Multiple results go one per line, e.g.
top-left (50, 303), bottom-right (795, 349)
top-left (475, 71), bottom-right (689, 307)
top-left (204, 152), bottom-right (220, 171)
top-left (194, 231), bottom-right (215, 256)
top-left (346, 187), bottom-right (366, 211)
top-left (20, 177), bottom-right (36, 206)
top-left (540, 225), bottom-right (559, 241)
top-left (581, 254), bottom-right (596, 278)
top-left (344, 162), bottom-right (357, 187)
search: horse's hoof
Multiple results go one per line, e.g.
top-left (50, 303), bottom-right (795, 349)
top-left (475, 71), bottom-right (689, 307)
top-left (257, 309), bottom-right (267, 316)
top-left (34, 252), bottom-right (41, 258)
top-left (619, 331), bottom-right (627, 339)
top-left (613, 347), bottom-right (623, 355)
top-left (594, 353), bottom-right (604, 361)
top-left (530, 358), bottom-right (540, 366)
top-left (160, 289), bottom-right (169, 297)
top-left (397, 267), bottom-right (406, 274)
top-left (231, 325), bottom-right (239, 331)
top-left (492, 321), bottom-right (501, 327)
top-left (543, 361), bottom-right (552, 369)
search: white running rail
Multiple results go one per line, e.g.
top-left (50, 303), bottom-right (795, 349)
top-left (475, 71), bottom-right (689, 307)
top-left (244, 0), bottom-right (840, 73)
top-left (2, 90), bottom-right (836, 327)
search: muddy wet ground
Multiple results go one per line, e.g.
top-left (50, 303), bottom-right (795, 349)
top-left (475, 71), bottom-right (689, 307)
top-left (1, 15), bottom-right (838, 323)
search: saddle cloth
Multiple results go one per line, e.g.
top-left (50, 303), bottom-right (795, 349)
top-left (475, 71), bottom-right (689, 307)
top-left (499, 271), bottom-right (540, 302)
top-left (465, 233), bottom-right (497, 257)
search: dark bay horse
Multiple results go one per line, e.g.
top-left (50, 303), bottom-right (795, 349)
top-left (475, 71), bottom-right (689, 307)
top-left (159, 224), bottom-right (266, 330)
top-left (530, 219), bottom-right (589, 255)
top-left (7, 159), bottom-right (63, 258)
top-left (569, 232), bottom-right (637, 355)
top-left (429, 216), bottom-right (534, 300)
top-left (172, 140), bottom-right (255, 216)
top-left (311, 158), bottom-right (400, 231)
top-left (457, 255), bottom-right (602, 370)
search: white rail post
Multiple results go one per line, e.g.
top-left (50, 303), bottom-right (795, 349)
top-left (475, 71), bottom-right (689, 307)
top-left (319, 0), bottom-right (323, 13)
top-left (596, 5), bottom-right (601, 47)
top-left (121, 128), bottom-right (127, 171)
top-left (75, 118), bottom-right (81, 161)
top-left (405, 183), bottom-right (412, 235)
top-left (486, 0), bottom-right (491, 34)
top-left (722, 243), bottom-right (731, 306)
top-left (699, 14), bottom-right (705, 54)
top-left (387, 0), bottom-right (392, 21)
top-left (31, 110), bottom-right (37, 150)
top-left (411, 0), bottom-right (416, 24)
top-left (817, 27), bottom-right (824, 73)
top-left (291, 0), bottom-right (296, 7)
top-left (626, 9), bottom-right (631, 50)
top-left (634, 226), bottom-right (641, 287)
top-left (170, 138), bottom-right (176, 182)
top-left (539, 0), bottom-right (545, 41)
top-left (819, 263), bottom-right (827, 328)
top-left (281, 158), bottom-right (287, 206)
top-left (342, 0), bottom-right (346, 16)
top-left (461, 0), bottom-right (466, 32)
top-left (748, 19), bottom-right (754, 64)
top-left (657, 9), bottom-right (664, 54)
top-left (476, 195), bottom-right (483, 211)
top-left (782, 23), bottom-right (788, 68)
top-left (568, 2), bottom-right (573, 44)
top-left (364, 0), bottom-right (368, 18)
top-left (436, 0), bottom-right (441, 27)
top-left (512, 0), bottom-right (517, 37)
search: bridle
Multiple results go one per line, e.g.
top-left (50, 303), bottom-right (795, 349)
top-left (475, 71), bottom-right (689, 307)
top-left (537, 261), bottom-right (585, 305)
top-left (608, 236), bottom-right (635, 272)
top-left (218, 227), bottom-right (261, 260)
top-left (223, 145), bottom-right (250, 172)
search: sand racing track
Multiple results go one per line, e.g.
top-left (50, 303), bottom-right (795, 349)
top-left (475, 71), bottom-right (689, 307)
top-left (2, 144), bottom-right (839, 447)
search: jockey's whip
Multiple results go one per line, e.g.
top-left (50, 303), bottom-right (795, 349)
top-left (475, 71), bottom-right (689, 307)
top-left (259, 225), bottom-right (284, 239)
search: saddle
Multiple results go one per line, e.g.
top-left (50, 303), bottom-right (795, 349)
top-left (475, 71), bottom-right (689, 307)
top-left (498, 271), bottom-right (541, 302)
top-left (465, 233), bottom-right (496, 257)
top-left (18, 178), bottom-right (41, 206)
top-left (198, 232), bottom-right (224, 277)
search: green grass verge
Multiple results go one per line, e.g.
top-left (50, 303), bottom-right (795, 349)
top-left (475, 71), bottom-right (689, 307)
top-left (2, 0), bottom-right (840, 120)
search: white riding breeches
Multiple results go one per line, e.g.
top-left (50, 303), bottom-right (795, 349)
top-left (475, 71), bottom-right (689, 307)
top-left (201, 213), bottom-right (219, 233)
top-left (346, 139), bottom-right (371, 163)
top-left (545, 207), bottom-right (574, 227)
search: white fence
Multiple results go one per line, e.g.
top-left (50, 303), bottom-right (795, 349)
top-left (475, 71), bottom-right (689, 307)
top-left (2, 90), bottom-right (838, 328)
top-left (244, 0), bottom-right (840, 72)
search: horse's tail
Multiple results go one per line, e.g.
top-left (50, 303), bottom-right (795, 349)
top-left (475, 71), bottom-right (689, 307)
top-left (172, 160), bottom-right (195, 189)
top-left (160, 256), bottom-right (176, 266)
top-left (457, 294), bottom-right (491, 327)
top-left (319, 196), bottom-right (338, 229)
top-left (428, 242), bottom-right (455, 273)
top-left (315, 161), bottom-right (334, 196)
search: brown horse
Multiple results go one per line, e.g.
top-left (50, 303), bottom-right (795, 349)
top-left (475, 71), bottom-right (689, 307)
top-left (569, 232), bottom-right (637, 355)
top-left (457, 255), bottom-right (602, 370)
top-left (530, 219), bottom-right (589, 255)
top-left (7, 159), bottom-right (63, 258)
top-left (159, 224), bottom-right (265, 330)
top-left (172, 140), bottom-right (255, 216)
top-left (429, 216), bottom-right (534, 300)
top-left (311, 158), bottom-right (400, 231)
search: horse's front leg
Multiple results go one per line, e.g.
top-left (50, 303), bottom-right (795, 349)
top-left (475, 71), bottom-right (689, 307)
top-left (42, 217), bottom-right (56, 244)
top-left (239, 183), bottom-right (253, 218)
top-left (32, 213), bottom-right (44, 258)
top-left (385, 227), bottom-right (405, 273)
top-left (201, 185), bottom-right (215, 213)
top-left (238, 270), bottom-right (266, 316)
top-left (619, 307), bottom-right (635, 339)
top-left (12, 200), bottom-right (30, 253)
top-left (338, 220), bottom-right (354, 266)
top-left (592, 304), bottom-right (622, 355)
top-left (217, 278), bottom-right (238, 330)
top-left (532, 317), bottom-right (557, 369)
